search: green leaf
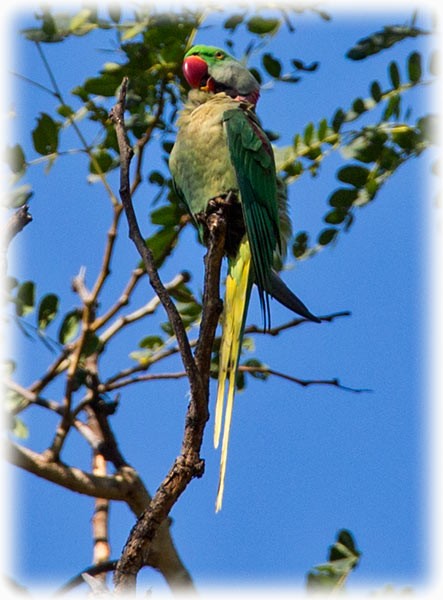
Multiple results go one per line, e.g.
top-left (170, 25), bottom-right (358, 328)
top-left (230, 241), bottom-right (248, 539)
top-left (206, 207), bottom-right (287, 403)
top-left (121, 21), bottom-right (147, 41)
top-left (383, 94), bottom-right (401, 120)
top-left (12, 416), bottom-right (29, 439)
top-left (370, 81), bottom-right (382, 102)
top-left (306, 529), bottom-right (361, 592)
top-left (408, 51), bottom-right (422, 83)
top-left (15, 281), bottom-right (35, 317)
top-left (317, 118), bottom-right (328, 141)
top-left (247, 16), bottom-right (280, 35)
top-left (69, 8), bottom-right (92, 32)
top-left (81, 332), bottom-right (102, 357)
top-left (346, 25), bottom-right (430, 61)
top-left (329, 188), bottom-right (358, 209)
top-left (262, 53), bottom-right (282, 78)
top-left (352, 98), bottom-right (366, 115)
top-left (224, 14), bottom-right (244, 31)
top-left (303, 122), bottom-right (315, 146)
top-left (337, 166), bottom-right (370, 187)
top-left (32, 113), bottom-right (60, 156)
top-left (149, 171), bottom-right (166, 186)
top-left (145, 226), bottom-right (178, 268)
top-left (291, 59), bottom-right (319, 72)
top-left (5, 144), bottom-right (26, 174)
top-left (331, 108), bottom-right (345, 132)
top-left (139, 335), bottom-right (164, 350)
top-left (83, 74), bottom-right (120, 96)
top-left (150, 203), bottom-right (181, 226)
top-left (57, 104), bottom-right (75, 118)
top-left (292, 231), bottom-right (309, 258)
top-left (389, 61), bottom-right (401, 89)
top-left (89, 150), bottom-right (114, 174)
top-left (325, 208), bottom-right (349, 225)
top-left (318, 228), bottom-right (338, 246)
top-left (58, 310), bottom-right (81, 344)
top-left (37, 293), bottom-right (59, 330)
top-left (7, 185), bottom-right (33, 209)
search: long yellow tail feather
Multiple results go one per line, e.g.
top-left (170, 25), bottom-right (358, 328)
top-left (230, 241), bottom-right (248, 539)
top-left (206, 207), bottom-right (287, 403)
top-left (215, 239), bottom-right (251, 512)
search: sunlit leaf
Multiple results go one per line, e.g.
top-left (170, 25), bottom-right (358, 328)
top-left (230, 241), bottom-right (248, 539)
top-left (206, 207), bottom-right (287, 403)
top-left (58, 310), bottom-right (81, 344)
top-left (15, 281), bottom-right (35, 317)
top-left (5, 144), bottom-right (26, 174)
top-left (6, 185), bottom-right (33, 209)
top-left (139, 335), bottom-right (164, 351)
top-left (307, 529), bottom-right (361, 591)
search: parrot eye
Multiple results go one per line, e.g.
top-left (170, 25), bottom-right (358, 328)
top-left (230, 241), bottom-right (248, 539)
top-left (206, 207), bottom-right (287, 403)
top-left (215, 51), bottom-right (225, 60)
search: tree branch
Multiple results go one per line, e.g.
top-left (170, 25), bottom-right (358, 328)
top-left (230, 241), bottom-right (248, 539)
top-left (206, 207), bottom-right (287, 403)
top-left (244, 310), bottom-right (352, 336)
top-left (109, 76), bottom-right (201, 398)
top-left (110, 77), bottom-right (225, 594)
top-left (3, 205), bottom-right (33, 247)
top-left (8, 440), bottom-right (194, 590)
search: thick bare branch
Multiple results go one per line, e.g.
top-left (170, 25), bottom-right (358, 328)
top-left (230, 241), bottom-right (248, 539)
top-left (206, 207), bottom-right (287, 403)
top-left (110, 77), bottom-right (225, 594)
top-left (8, 441), bottom-right (194, 590)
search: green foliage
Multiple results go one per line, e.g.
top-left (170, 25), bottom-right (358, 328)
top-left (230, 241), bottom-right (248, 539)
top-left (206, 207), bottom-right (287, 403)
top-left (306, 529), bottom-right (361, 591)
top-left (15, 281), bottom-right (35, 317)
top-left (37, 293), bottom-right (59, 330)
top-left (346, 23), bottom-right (430, 61)
top-left (276, 50), bottom-right (435, 258)
top-left (32, 113), bottom-right (61, 156)
top-left (58, 309), bottom-right (81, 344)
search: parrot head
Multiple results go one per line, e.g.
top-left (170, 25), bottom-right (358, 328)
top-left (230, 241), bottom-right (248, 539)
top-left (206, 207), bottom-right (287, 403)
top-left (182, 45), bottom-right (260, 105)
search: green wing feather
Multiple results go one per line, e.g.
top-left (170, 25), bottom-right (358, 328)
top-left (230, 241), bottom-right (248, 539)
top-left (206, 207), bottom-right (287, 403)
top-left (223, 107), bottom-right (281, 327)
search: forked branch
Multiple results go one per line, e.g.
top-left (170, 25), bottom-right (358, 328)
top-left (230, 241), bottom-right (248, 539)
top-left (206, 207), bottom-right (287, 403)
top-left (110, 76), bottom-right (226, 593)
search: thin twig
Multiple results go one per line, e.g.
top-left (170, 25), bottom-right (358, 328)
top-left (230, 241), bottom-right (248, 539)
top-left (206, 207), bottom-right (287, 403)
top-left (98, 272), bottom-right (189, 344)
top-left (91, 267), bottom-right (144, 331)
top-left (100, 367), bottom-right (369, 395)
top-left (244, 310), bottom-right (352, 336)
top-left (102, 310), bottom-right (351, 391)
top-left (90, 203), bottom-right (124, 304)
top-left (239, 365), bottom-right (371, 394)
top-left (35, 42), bottom-right (119, 206)
top-left (54, 561), bottom-right (118, 596)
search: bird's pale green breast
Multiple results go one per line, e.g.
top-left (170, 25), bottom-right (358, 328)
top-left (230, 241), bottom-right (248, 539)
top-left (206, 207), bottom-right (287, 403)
top-left (169, 91), bottom-right (240, 214)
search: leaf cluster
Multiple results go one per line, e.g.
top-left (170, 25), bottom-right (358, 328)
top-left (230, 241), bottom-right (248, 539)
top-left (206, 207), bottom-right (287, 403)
top-left (307, 529), bottom-right (361, 591)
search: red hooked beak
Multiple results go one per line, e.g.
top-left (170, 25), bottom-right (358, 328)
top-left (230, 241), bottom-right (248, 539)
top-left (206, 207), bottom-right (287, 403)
top-left (183, 55), bottom-right (209, 89)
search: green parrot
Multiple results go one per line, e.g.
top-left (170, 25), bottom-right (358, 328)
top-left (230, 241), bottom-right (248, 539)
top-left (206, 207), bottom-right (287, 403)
top-left (169, 45), bottom-right (320, 511)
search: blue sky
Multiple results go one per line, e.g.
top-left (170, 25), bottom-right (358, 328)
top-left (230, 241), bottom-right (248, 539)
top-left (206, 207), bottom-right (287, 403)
top-left (4, 2), bottom-right (439, 596)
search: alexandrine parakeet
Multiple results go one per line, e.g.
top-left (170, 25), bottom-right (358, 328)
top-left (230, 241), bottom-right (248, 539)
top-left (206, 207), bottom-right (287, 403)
top-left (169, 45), bottom-right (320, 511)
